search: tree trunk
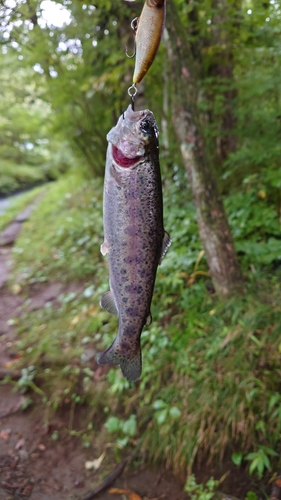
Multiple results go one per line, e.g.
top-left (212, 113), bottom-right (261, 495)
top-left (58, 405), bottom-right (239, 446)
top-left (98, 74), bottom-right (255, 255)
top-left (165, 1), bottom-right (244, 297)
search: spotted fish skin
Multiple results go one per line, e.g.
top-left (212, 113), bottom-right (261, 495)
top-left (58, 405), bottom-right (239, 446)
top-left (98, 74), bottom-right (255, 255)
top-left (133, 0), bottom-right (166, 85)
top-left (98, 105), bottom-right (171, 382)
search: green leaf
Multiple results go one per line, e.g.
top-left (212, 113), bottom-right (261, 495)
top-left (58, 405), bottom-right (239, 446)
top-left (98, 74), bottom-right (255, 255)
top-left (205, 477), bottom-right (218, 491)
top-left (155, 409), bottom-right (168, 425)
top-left (268, 393), bottom-right (281, 412)
top-left (122, 415), bottom-right (137, 437)
top-left (153, 399), bottom-right (167, 410)
top-left (248, 457), bottom-right (261, 477)
top-left (231, 452), bottom-right (243, 466)
top-left (104, 416), bottom-right (121, 433)
top-left (262, 454), bottom-right (270, 470)
top-left (117, 436), bottom-right (129, 448)
top-left (245, 491), bottom-right (258, 500)
top-left (261, 446), bottom-right (278, 457)
top-left (169, 406), bottom-right (181, 419)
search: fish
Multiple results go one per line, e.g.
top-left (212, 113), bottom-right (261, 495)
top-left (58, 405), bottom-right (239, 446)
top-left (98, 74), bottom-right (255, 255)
top-left (132, 0), bottom-right (166, 85)
top-left (98, 105), bottom-right (171, 382)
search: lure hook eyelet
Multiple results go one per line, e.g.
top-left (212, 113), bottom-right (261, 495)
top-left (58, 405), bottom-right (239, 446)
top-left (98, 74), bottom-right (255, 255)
top-left (130, 16), bottom-right (139, 32)
top-left (128, 84), bottom-right (137, 111)
top-left (127, 83), bottom-right (138, 98)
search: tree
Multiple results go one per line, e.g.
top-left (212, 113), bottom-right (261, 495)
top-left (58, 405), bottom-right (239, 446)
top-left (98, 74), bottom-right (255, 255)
top-left (2, 0), bottom-right (280, 293)
top-left (204, 0), bottom-right (241, 164)
top-left (0, 48), bottom-right (70, 194)
top-left (165, 0), bottom-right (244, 296)
top-left (1, 0), bottom-right (137, 175)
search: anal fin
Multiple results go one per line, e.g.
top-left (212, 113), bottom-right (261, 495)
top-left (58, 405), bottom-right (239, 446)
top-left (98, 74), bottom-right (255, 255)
top-left (145, 312), bottom-right (152, 326)
top-left (100, 291), bottom-right (118, 316)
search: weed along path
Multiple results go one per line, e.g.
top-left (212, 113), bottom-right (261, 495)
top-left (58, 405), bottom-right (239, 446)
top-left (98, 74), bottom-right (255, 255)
top-left (0, 200), bottom-right (190, 499)
top-left (0, 192), bottom-right (277, 500)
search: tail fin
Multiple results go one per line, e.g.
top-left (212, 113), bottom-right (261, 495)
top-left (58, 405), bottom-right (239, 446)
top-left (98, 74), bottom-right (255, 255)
top-left (97, 340), bottom-right (142, 382)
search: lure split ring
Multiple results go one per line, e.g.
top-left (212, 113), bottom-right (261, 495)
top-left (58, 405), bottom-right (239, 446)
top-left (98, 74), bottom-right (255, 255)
top-left (128, 83), bottom-right (138, 111)
top-left (127, 84), bottom-right (138, 98)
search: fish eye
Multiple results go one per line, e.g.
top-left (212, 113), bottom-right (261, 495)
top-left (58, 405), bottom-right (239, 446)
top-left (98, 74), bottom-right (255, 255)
top-left (140, 119), bottom-right (152, 134)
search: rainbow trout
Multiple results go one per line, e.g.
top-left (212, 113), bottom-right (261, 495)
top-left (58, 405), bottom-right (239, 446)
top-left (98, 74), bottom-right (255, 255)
top-left (98, 105), bottom-right (171, 382)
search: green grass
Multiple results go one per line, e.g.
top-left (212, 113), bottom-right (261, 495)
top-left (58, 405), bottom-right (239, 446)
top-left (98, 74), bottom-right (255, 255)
top-left (0, 160), bottom-right (67, 196)
top-left (0, 161), bottom-right (47, 195)
top-left (11, 171), bottom-right (104, 284)
top-left (6, 169), bottom-right (281, 483)
top-left (139, 282), bottom-right (281, 472)
top-left (0, 185), bottom-right (46, 232)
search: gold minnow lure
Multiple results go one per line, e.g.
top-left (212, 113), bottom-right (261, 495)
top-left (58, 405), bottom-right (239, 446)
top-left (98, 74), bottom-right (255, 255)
top-left (130, 0), bottom-right (166, 85)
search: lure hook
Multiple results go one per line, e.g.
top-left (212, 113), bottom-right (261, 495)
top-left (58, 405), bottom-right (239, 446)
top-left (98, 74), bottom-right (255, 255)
top-left (128, 83), bottom-right (138, 111)
top-left (125, 17), bottom-right (138, 58)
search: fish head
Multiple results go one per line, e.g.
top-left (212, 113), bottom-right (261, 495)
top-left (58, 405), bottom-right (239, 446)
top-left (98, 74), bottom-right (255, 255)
top-left (107, 105), bottom-right (159, 169)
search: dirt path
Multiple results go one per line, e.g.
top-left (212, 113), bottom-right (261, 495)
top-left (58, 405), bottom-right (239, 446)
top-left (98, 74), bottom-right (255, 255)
top-left (0, 384), bottom-right (189, 500)
top-left (0, 202), bottom-right (189, 500)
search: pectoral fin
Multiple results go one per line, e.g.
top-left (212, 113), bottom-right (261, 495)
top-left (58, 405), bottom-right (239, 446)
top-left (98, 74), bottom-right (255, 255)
top-left (100, 291), bottom-right (118, 316)
top-left (159, 231), bottom-right (172, 264)
top-left (100, 240), bottom-right (108, 256)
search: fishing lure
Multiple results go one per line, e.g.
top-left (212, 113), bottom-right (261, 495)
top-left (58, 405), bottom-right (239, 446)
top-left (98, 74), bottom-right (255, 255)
top-left (127, 0), bottom-right (166, 85)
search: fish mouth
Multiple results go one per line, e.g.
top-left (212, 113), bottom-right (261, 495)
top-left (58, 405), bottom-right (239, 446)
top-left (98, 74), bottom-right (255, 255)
top-left (112, 145), bottom-right (144, 168)
top-left (107, 105), bottom-right (157, 164)
top-left (124, 105), bottom-right (148, 122)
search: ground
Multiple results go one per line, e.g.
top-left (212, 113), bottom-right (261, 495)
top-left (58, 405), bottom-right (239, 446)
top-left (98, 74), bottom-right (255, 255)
top-left (0, 382), bottom-right (189, 500)
top-left (0, 201), bottom-right (280, 500)
top-left (0, 201), bottom-right (190, 500)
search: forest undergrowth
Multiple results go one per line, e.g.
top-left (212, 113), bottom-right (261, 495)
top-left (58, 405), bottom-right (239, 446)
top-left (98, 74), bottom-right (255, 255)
top-left (2, 169), bottom-right (281, 491)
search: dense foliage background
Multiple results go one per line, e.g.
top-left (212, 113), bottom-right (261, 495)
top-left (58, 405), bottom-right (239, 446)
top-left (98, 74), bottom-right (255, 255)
top-left (0, 0), bottom-right (281, 487)
top-left (1, 0), bottom-right (280, 266)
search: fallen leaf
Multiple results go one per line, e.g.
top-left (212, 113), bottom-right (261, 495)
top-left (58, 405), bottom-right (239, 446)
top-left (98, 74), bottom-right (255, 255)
top-left (15, 437), bottom-right (25, 450)
top-left (0, 429), bottom-right (11, 441)
top-left (258, 189), bottom-right (266, 199)
top-left (21, 484), bottom-right (33, 496)
top-left (109, 488), bottom-right (131, 495)
top-left (71, 316), bottom-right (79, 325)
top-left (187, 276), bottom-right (195, 286)
top-left (276, 478), bottom-right (281, 487)
top-left (38, 443), bottom-right (46, 451)
top-left (4, 360), bottom-right (19, 368)
top-left (85, 450), bottom-right (106, 471)
top-left (11, 284), bottom-right (22, 295)
top-left (109, 487), bottom-right (142, 500)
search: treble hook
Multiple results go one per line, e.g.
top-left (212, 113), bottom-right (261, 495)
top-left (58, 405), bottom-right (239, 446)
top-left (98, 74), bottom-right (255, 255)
top-left (125, 17), bottom-right (138, 58)
top-left (128, 84), bottom-right (137, 111)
